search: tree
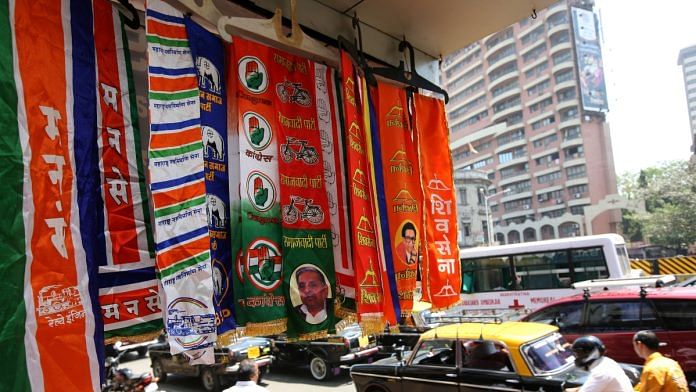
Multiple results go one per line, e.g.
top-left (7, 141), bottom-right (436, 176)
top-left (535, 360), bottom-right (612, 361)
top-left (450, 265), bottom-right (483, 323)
top-left (618, 160), bottom-right (696, 249)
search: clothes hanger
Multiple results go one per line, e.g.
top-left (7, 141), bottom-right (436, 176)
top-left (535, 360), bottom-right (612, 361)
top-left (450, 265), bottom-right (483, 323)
top-left (369, 39), bottom-right (449, 103)
top-left (115, 0), bottom-right (140, 29)
top-left (337, 13), bottom-right (377, 87)
top-left (174, 0), bottom-right (223, 27)
top-left (217, 0), bottom-right (336, 65)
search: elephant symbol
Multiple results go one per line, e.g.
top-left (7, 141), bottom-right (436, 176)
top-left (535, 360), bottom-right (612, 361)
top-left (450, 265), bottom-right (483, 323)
top-left (202, 126), bottom-right (225, 161)
top-left (212, 266), bottom-right (224, 296)
top-left (196, 56), bottom-right (222, 94)
top-left (206, 194), bottom-right (227, 229)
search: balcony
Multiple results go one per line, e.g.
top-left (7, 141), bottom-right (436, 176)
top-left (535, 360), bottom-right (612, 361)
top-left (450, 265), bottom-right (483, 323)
top-left (545, 2), bottom-right (567, 21)
top-left (559, 117), bottom-right (581, 129)
top-left (556, 98), bottom-right (579, 112)
top-left (565, 178), bottom-right (589, 187)
top-left (553, 79), bottom-right (576, 93)
top-left (494, 138), bottom-right (526, 154)
top-left (498, 155), bottom-right (528, 170)
top-left (547, 21), bottom-right (570, 38)
top-left (568, 197), bottom-right (591, 207)
top-left (502, 209), bottom-right (534, 220)
top-left (549, 41), bottom-right (572, 57)
top-left (485, 37), bottom-right (515, 61)
top-left (501, 190), bottom-right (532, 203)
top-left (491, 104), bottom-right (522, 123)
top-left (522, 56), bottom-right (547, 74)
top-left (488, 55), bottom-right (518, 77)
top-left (525, 91), bottom-right (553, 108)
top-left (552, 60), bottom-right (573, 75)
top-left (498, 173), bottom-right (531, 187)
top-left (448, 71), bottom-right (484, 98)
top-left (560, 137), bottom-right (583, 150)
top-left (490, 86), bottom-right (521, 107)
top-left (562, 157), bottom-right (586, 168)
top-left (488, 69), bottom-right (520, 91)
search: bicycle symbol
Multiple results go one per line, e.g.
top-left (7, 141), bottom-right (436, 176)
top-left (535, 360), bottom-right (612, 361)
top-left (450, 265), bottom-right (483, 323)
top-left (282, 196), bottom-right (324, 225)
top-left (276, 80), bottom-right (312, 107)
top-left (280, 137), bottom-right (319, 165)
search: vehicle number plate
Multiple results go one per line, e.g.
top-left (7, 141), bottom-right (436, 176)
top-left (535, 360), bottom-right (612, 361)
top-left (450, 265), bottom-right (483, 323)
top-left (359, 336), bottom-right (369, 348)
top-left (144, 383), bottom-right (158, 392)
top-left (247, 346), bottom-right (260, 359)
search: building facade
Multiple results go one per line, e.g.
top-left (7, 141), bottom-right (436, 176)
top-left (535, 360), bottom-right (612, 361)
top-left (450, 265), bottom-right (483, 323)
top-left (454, 169), bottom-right (491, 247)
top-left (677, 44), bottom-right (696, 162)
top-left (444, 0), bottom-right (621, 244)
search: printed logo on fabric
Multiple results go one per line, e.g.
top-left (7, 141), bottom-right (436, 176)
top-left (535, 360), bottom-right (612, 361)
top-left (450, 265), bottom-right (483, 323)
top-left (276, 80), bottom-right (312, 107)
top-left (392, 189), bottom-right (418, 213)
top-left (245, 238), bottom-right (282, 291)
top-left (202, 125), bottom-right (225, 161)
top-left (243, 112), bottom-right (272, 151)
top-left (246, 171), bottom-right (276, 212)
top-left (37, 284), bottom-right (84, 328)
top-left (206, 194), bottom-right (228, 229)
top-left (196, 56), bottom-right (222, 95)
top-left (282, 195), bottom-right (325, 225)
top-left (238, 56), bottom-right (268, 94)
top-left (386, 105), bottom-right (407, 128)
top-left (166, 297), bottom-right (215, 344)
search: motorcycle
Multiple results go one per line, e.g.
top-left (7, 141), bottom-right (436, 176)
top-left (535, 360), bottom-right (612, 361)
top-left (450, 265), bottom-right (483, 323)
top-left (102, 342), bottom-right (159, 392)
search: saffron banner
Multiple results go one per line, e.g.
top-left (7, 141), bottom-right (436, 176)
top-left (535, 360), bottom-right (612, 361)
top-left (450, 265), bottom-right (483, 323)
top-left (373, 82), bottom-right (421, 317)
top-left (185, 16), bottom-right (237, 342)
top-left (94, 0), bottom-right (161, 345)
top-left (272, 49), bottom-right (336, 340)
top-left (339, 51), bottom-right (387, 334)
top-left (413, 93), bottom-right (461, 310)
top-left (230, 36), bottom-right (287, 335)
top-left (146, 0), bottom-right (216, 364)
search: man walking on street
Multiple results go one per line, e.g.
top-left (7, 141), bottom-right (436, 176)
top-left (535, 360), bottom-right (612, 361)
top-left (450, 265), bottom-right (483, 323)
top-left (224, 359), bottom-right (266, 392)
top-left (632, 331), bottom-right (688, 392)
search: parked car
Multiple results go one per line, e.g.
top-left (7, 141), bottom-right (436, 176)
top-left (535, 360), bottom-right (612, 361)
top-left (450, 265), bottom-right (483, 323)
top-left (148, 336), bottom-right (273, 392)
top-left (522, 286), bottom-right (696, 384)
top-left (271, 323), bottom-right (378, 381)
top-left (351, 321), bottom-right (641, 392)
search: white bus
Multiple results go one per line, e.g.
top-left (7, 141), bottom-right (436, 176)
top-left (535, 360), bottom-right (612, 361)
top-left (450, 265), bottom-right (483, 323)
top-left (459, 234), bottom-right (640, 311)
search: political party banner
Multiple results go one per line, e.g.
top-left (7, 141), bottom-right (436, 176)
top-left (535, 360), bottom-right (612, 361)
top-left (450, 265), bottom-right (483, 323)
top-left (339, 51), bottom-right (387, 335)
top-left (94, 0), bottom-right (161, 346)
top-left (146, 0), bottom-right (216, 364)
top-left (413, 93), bottom-right (461, 311)
top-left (2, 0), bottom-right (101, 389)
top-left (318, 64), bottom-right (355, 316)
top-left (271, 49), bottom-right (336, 340)
top-left (185, 17), bottom-right (237, 343)
top-left (571, 7), bottom-right (608, 113)
top-left (372, 82), bottom-right (421, 317)
top-left (230, 36), bottom-right (287, 336)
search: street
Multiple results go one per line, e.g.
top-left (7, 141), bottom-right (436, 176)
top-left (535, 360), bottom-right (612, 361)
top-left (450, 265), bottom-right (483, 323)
top-left (123, 353), bottom-right (356, 392)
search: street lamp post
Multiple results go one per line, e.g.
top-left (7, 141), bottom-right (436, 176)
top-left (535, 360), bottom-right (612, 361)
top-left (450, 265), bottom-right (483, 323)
top-left (480, 188), bottom-right (511, 246)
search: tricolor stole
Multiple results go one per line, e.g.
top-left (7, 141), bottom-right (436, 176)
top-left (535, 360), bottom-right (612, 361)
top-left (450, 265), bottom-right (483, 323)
top-left (413, 93), bottom-right (461, 310)
top-left (339, 51), bottom-right (387, 334)
top-left (373, 83), bottom-right (421, 316)
top-left (184, 17), bottom-right (236, 342)
top-left (146, 0), bottom-right (216, 363)
top-left (272, 49), bottom-right (336, 340)
top-left (6, 0), bottom-right (100, 389)
top-left (318, 64), bottom-right (355, 316)
top-left (94, 0), bottom-right (161, 344)
top-left (230, 36), bottom-right (286, 335)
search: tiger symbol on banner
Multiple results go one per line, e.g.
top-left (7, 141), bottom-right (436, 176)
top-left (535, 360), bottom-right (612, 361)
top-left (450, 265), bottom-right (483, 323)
top-left (246, 239), bottom-right (283, 291)
top-left (238, 56), bottom-right (268, 93)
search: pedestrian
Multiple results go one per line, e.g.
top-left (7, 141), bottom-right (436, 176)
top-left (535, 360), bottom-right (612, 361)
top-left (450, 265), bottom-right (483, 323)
top-left (632, 330), bottom-right (688, 392)
top-left (565, 335), bottom-right (633, 392)
top-left (223, 359), bottom-right (266, 392)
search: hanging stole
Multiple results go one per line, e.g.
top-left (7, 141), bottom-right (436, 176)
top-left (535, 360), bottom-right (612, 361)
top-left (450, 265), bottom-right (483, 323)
top-left (373, 82), bottom-right (421, 317)
top-left (271, 49), bottom-right (336, 340)
top-left (8, 0), bottom-right (100, 389)
top-left (185, 17), bottom-right (236, 343)
top-left (230, 36), bottom-right (286, 335)
top-left (94, 0), bottom-right (161, 345)
top-left (413, 93), bottom-right (461, 310)
top-left (339, 51), bottom-right (387, 334)
top-left (319, 65), bottom-right (355, 316)
top-left (146, 0), bottom-right (216, 363)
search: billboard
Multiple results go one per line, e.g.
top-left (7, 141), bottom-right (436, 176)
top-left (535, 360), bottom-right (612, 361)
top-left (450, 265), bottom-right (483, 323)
top-left (571, 7), bottom-right (608, 112)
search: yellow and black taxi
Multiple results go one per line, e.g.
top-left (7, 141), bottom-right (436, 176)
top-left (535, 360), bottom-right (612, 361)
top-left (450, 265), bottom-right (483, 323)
top-left (350, 321), bottom-right (641, 392)
top-left (148, 336), bottom-right (273, 392)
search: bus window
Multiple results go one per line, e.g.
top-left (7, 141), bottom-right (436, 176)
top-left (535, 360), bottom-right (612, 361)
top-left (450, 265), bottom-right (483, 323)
top-left (570, 247), bottom-right (609, 282)
top-left (461, 257), bottom-right (512, 292)
top-left (513, 251), bottom-right (569, 290)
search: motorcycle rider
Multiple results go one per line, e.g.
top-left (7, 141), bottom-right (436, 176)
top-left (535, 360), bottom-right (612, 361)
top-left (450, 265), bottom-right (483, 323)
top-left (565, 335), bottom-right (632, 392)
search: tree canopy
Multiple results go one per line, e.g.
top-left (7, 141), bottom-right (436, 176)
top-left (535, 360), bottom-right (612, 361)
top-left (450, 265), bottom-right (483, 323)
top-left (618, 160), bottom-right (696, 249)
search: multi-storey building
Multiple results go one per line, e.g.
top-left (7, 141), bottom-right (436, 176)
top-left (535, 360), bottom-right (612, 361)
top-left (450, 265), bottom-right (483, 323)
top-left (443, 0), bottom-right (621, 245)
top-left (453, 169), bottom-right (490, 247)
top-left (678, 44), bottom-right (696, 162)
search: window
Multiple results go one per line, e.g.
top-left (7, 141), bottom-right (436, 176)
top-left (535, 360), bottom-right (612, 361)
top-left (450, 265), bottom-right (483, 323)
top-left (529, 97), bottom-right (553, 113)
top-left (462, 224), bottom-right (471, 237)
top-left (493, 96), bottom-right (521, 113)
top-left (526, 303), bottom-right (584, 332)
top-left (567, 184), bottom-right (588, 198)
top-left (523, 43), bottom-right (547, 63)
top-left (560, 107), bottom-right (579, 121)
top-left (570, 205), bottom-right (588, 215)
top-left (655, 300), bottom-right (696, 330)
top-left (497, 128), bottom-right (525, 147)
top-left (445, 50), bottom-right (480, 78)
top-left (412, 339), bottom-right (456, 367)
top-left (472, 157), bottom-right (493, 169)
top-left (531, 115), bottom-right (556, 130)
top-left (521, 26), bottom-right (544, 46)
top-left (486, 28), bottom-right (513, 49)
top-left (507, 180), bottom-right (531, 194)
top-left (450, 95), bottom-right (486, 119)
top-left (450, 80), bottom-right (485, 104)
top-left (535, 152), bottom-right (560, 167)
top-left (537, 171), bottom-right (562, 184)
top-left (521, 333), bottom-right (574, 375)
top-left (552, 50), bottom-right (572, 65)
top-left (462, 340), bottom-right (514, 372)
top-left (538, 189), bottom-right (563, 203)
top-left (498, 112), bottom-right (523, 126)
top-left (448, 65), bottom-right (483, 90)
top-left (555, 70), bottom-right (574, 84)
top-left (491, 80), bottom-right (518, 98)
top-left (513, 251), bottom-right (571, 290)
top-left (452, 109), bottom-right (489, 132)
top-left (585, 301), bottom-right (656, 332)
top-left (570, 247), bottom-right (608, 282)
top-left (498, 146), bottom-right (526, 163)
top-left (489, 62), bottom-right (518, 82)
top-left (461, 256), bottom-right (512, 292)
top-left (527, 79), bottom-right (550, 96)
top-left (532, 133), bottom-right (559, 148)
top-left (489, 45), bottom-right (516, 67)
top-left (487, 172), bottom-right (496, 180)
top-left (500, 163), bottom-right (529, 179)
top-left (542, 208), bottom-right (565, 218)
top-left (566, 164), bottom-right (586, 180)
top-left (503, 197), bottom-right (532, 212)
top-left (557, 88), bottom-right (576, 102)
top-left (550, 31), bottom-right (570, 46)
top-left (525, 61), bottom-right (549, 79)
top-left (562, 127), bottom-right (581, 140)
top-left (564, 145), bottom-right (584, 159)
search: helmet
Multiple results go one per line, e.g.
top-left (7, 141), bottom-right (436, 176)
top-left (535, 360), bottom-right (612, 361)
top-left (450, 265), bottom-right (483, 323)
top-left (571, 336), bottom-right (605, 370)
